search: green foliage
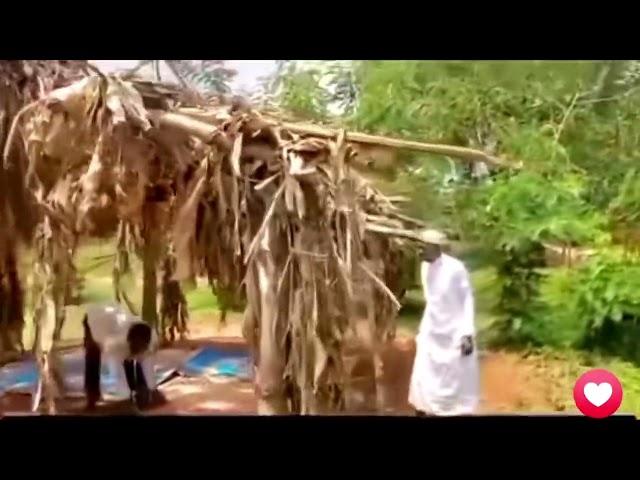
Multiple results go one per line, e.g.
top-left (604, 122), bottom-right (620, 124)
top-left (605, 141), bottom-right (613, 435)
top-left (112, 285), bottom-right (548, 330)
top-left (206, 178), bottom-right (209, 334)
top-left (391, 155), bottom-right (459, 227)
top-left (461, 172), bottom-right (609, 250)
top-left (454, 170), bottom-right (608, 346)
top-left (168, 60), bottom-right (236, 94)
top-left (536, 251), bottom-right (640, 364)
top-left (536, 268), bottom-right (587, 347)
top-left (490, 242), bottom-right (546, 346)
top-left (351, 61), bottom-right (594, 144)
top-left (195, 61), bottom-right (236, 94)
top-left (609, 169), bottom-right (640, 224)
top-left (574, 252), bottom-right (640, 343)
top-left (325, 62), bottom-right (359, 116)
top-left (498, 124), bottom-right (569, 172)
top-left (270, 62), bottom-right (330, 121)
top-left (272, 60), bottom-right (640, 359)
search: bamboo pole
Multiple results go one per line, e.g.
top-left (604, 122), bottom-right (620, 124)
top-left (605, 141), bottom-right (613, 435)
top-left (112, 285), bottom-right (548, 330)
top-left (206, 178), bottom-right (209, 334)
top-left (279, 121), bottom-right (516, 168)
top-left (365, 223), bottom-right (429, 244)
top-left (170, 108), bottom-right (520, 169)
top-left (153, 111), bottom-right (232, 151)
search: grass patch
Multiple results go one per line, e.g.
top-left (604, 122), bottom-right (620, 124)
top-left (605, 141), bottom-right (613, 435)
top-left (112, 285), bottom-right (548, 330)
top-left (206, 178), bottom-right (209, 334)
top-left (530, 347), bottom-right (640, 416)
top-left (185, 287), bottom-right (219, 313)
top-left (17, 240), bottom-right (224, 347)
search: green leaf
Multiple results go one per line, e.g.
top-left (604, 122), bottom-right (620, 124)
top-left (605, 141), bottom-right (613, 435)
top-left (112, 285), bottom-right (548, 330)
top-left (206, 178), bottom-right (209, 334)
top-left (611, 307), bottom-right (624, 322)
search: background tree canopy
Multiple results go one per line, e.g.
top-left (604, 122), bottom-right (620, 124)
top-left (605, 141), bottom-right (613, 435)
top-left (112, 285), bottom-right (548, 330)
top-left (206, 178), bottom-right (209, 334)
top-left (269, 60), bottom-right (640, 363)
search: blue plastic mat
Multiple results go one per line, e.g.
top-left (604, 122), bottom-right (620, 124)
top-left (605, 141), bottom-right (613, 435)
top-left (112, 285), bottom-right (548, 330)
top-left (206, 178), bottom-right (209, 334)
top-left (0, 344), bottom-right (252, 397)
top-left (0, 361), bottom-right (39, 394)
top-left (180, 346), bottom-right (252, 380)
top-left (0, 350), bottom-right (176, 397)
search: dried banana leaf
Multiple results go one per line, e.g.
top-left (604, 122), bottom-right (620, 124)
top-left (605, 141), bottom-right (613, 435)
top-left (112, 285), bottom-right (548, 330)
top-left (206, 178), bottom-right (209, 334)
top-left (10, 72), bottom-right (435, 415)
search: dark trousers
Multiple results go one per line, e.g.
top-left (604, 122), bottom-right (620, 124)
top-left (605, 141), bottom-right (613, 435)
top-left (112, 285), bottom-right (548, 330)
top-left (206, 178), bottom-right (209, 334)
top-left (84, 319), bottom-right (149, 409)
top-left (123, 358), bottom-right (148, 394)
top-left (84, 319), bottom-right (102, 408)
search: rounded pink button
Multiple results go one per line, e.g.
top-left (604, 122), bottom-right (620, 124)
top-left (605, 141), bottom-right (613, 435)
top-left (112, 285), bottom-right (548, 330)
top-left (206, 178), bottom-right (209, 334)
top-left (573, 369), bottom-right (623, 419)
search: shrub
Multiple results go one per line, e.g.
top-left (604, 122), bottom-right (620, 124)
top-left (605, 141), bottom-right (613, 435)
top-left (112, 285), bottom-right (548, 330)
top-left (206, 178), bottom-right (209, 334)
top-left (536, 251), bottom-right (640, 364)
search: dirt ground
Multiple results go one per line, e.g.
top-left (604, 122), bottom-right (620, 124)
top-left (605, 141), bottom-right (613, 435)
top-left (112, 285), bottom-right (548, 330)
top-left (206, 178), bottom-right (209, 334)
top-left (0, 330), bottom-right (560, 415)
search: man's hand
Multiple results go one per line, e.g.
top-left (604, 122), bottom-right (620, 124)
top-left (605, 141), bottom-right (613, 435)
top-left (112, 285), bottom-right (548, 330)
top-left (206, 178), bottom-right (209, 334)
top-left (133, 387), bottom-right (152, 410)
top-left (132, 388), bottom-right (166, 410)
top-left (461, 336), bottom-right (474, 357)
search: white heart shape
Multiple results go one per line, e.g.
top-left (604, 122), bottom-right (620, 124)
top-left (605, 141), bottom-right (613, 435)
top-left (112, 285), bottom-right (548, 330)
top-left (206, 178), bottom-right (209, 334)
top-left (584, 382), bottom-right (613, 407)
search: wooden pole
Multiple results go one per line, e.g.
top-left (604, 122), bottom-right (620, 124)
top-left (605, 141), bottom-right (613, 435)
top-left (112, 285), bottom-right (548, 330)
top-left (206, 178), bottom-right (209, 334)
top-left (365, 223), bottom-right (430, 244)
top-left (168, 108), bottom-right (520, 169)
top-left (278, 121), bottom-right (516, 169)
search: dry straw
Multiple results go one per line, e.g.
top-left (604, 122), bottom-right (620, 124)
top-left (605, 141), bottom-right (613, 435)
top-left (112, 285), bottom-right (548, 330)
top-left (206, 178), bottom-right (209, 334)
top-left (2, 63), bottom-right (507, 413)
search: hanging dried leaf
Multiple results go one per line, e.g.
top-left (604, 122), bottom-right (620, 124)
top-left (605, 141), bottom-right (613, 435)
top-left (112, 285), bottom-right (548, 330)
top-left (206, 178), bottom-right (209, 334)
top-left (230, 132), bottom-right (243, 177)
top-left (9, 71), bottom-right (429, 416)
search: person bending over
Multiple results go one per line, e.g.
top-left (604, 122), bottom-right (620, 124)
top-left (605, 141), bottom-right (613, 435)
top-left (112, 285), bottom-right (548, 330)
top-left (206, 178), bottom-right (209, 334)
top-left (83, 303), bottom-right (159, 411)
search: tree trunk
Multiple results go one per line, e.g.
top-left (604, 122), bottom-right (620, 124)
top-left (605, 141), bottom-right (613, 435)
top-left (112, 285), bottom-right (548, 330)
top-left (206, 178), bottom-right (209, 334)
top-left (254, 248), bottom-right (288, 415)
top-left (141, 204), bottom-right (163, 328)
top-left (52, 275), bottom-right (66, 342)
top-left (32, 218), bottom-right (63, 414)
top-left (0, 140), bottom-right (25, 358)
top-left (113, 221), bottom-right (139, 315)
top-left (219, 308), bottom-right (228, 329)
top-left (142, 245), bottom-right (159, 328)
top-left (0, 245), bottom-right (25, 360)
top-left (160, 252), bottom-right (189, 343)
top-left (363, 255), bottom-right (397, 414)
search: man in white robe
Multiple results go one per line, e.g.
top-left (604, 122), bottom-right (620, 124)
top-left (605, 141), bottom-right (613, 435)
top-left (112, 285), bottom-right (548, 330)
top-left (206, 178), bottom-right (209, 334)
top-left (83, 303), bottom-right (159, 410)
top-left (408, 229), bottom-right (480, 416)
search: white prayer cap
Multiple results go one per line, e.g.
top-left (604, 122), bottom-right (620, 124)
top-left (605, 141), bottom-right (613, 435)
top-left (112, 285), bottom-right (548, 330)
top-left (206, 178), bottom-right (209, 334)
top-left (418, 228), bottom-right (450, 245)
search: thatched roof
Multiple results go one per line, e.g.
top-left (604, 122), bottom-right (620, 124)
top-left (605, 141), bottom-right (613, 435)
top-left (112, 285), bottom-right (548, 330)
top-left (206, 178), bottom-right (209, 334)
top-left (0, 61), bottom-right (92, 244)
top-left (0, 61), bottom-right (93, 361)
top-left (0, 61), bottom-right (91, 98)
top-left (4, 72), bottom-right (503, 412)
top-left (4, 73), bottom-right (437, 246)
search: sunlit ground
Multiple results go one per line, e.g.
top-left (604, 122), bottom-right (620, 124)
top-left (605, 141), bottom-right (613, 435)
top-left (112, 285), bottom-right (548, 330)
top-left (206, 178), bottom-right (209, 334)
top-left (9, 240), bottom-right (640, 416)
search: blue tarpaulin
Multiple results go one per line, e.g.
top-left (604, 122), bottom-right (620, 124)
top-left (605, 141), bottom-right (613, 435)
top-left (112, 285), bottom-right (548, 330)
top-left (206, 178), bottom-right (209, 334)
top-left (0, 350), bottom-right (176, 397)
top-left (0, 344), bottom-right (252, 397)
top-left (0, 361), bottom-right (39, 394)
top-left (180, 346), bottom-right (252, 379)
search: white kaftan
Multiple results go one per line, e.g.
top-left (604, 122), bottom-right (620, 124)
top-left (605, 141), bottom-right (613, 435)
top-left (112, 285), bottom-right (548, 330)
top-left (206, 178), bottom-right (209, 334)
top-left (86, 303), bottom-right (159, 398)
top-left (408, 254), bottom-right (479, 416)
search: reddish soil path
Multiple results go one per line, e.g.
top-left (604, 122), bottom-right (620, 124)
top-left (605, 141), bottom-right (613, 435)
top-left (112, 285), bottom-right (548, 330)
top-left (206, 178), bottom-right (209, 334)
top-left (0, 335), bottom-right (558, 416)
